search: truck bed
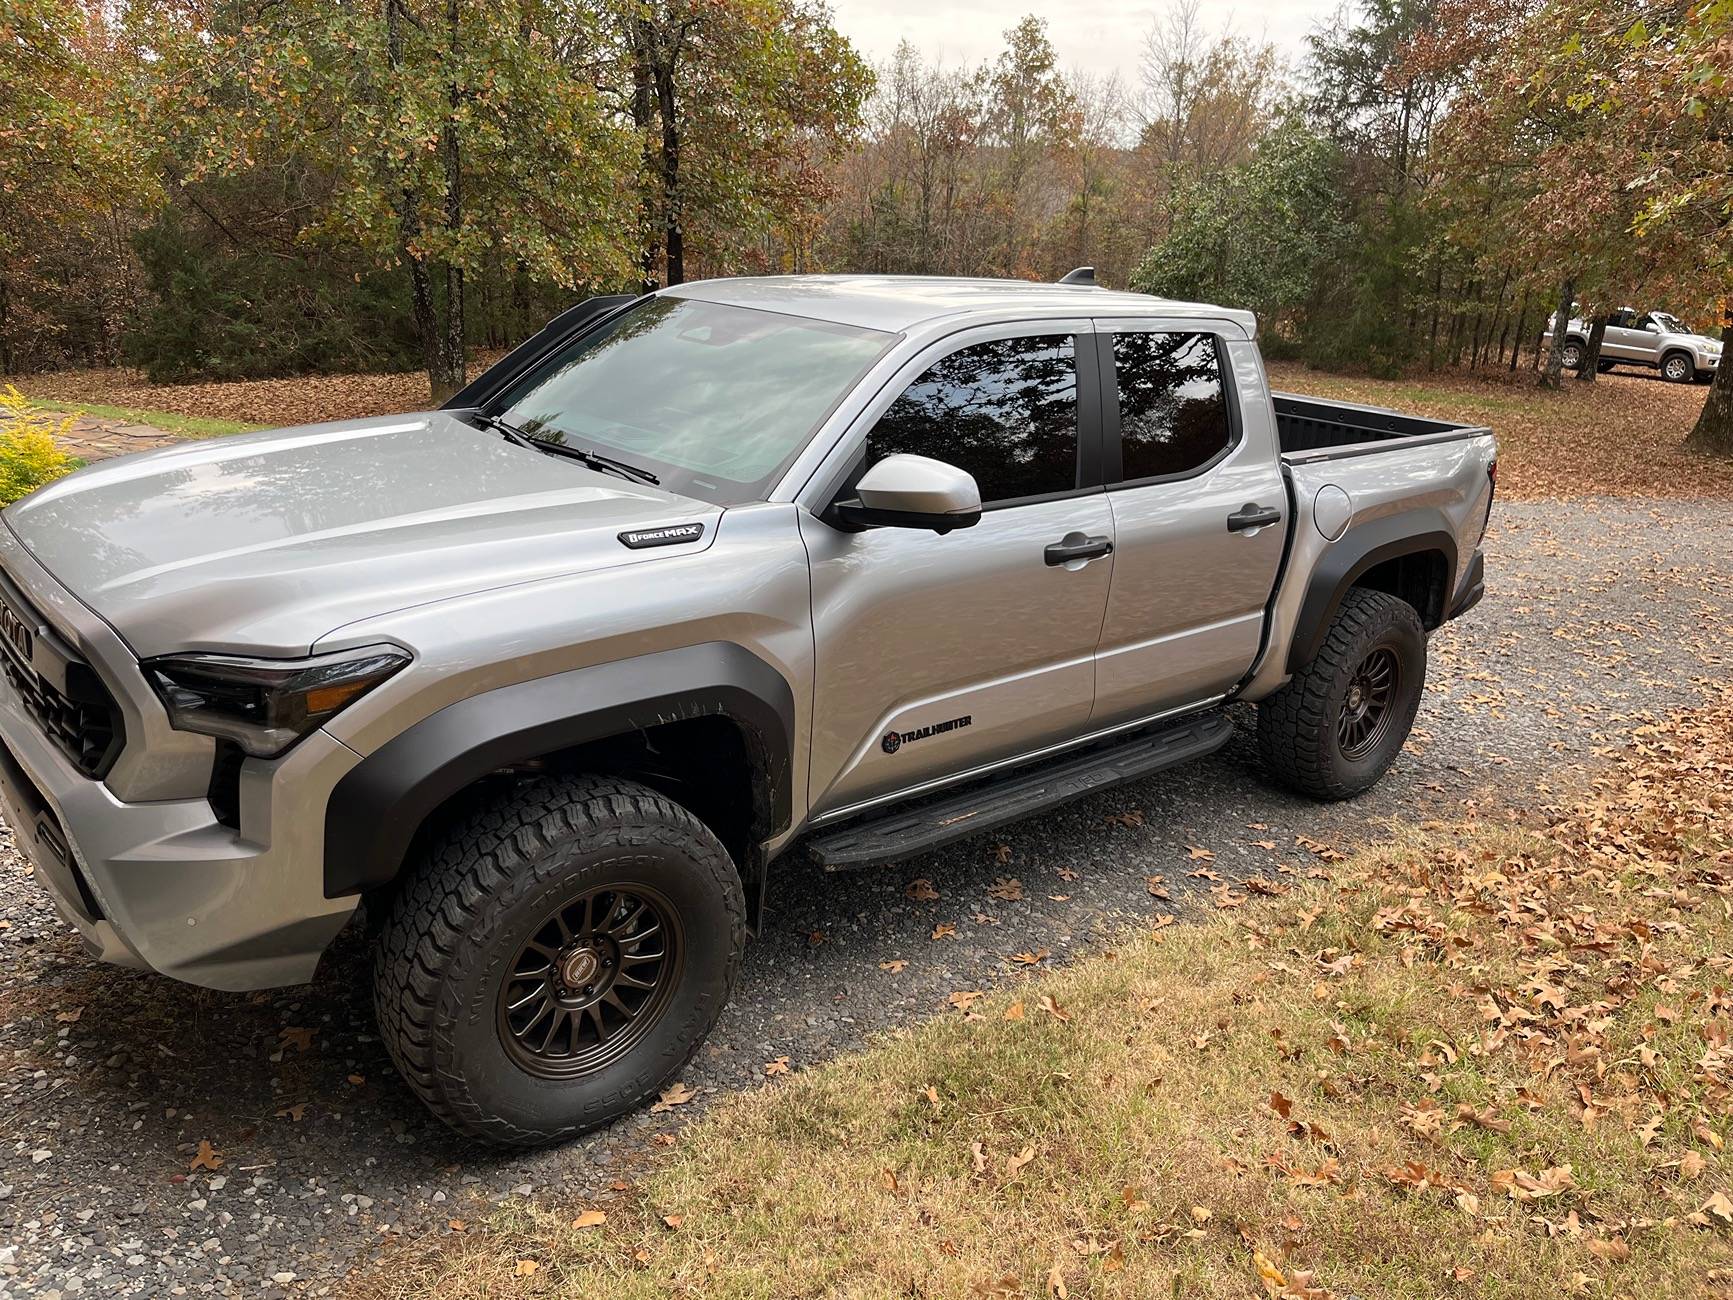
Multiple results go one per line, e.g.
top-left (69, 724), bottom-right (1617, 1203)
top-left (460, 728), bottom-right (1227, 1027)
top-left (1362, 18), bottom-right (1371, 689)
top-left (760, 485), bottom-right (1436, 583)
top-left (1273, 393), bottom-right (1491, 463)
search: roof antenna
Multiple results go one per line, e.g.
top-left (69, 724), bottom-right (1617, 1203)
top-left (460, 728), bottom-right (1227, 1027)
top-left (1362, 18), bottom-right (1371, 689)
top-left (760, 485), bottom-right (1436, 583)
top-left (1057, 266), bottom-right (1096, 286)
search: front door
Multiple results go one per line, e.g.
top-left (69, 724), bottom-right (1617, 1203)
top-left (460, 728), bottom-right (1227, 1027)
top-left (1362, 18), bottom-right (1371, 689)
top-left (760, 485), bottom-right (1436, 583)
top-left (1088, 324), bottom-right (1287, 726)
top-left (802, 326), bottom-right (1113, 817)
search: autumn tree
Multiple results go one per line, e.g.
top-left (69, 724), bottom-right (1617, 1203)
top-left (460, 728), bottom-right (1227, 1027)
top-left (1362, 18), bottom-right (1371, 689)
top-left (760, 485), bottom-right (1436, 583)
top-left (617, 0), bottom-right (872, 289)
top-left (1130, 119), bottom-right (1350, 348)
top-left (0, 0), bottom-right (146, 372)
top-left (133, 0), bottom-right (637, 399)
top-left (1575, 0), bottom-right (1733, 453)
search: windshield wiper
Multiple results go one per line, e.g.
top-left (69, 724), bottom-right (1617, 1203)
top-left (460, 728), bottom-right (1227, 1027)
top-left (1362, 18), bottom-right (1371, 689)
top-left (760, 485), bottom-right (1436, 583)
top-left (561, 444), bottom-right (660, 486)
top-left (470, 411), bottom-right (539, 450)
top-left (469, 413), bottom-right (660, 486)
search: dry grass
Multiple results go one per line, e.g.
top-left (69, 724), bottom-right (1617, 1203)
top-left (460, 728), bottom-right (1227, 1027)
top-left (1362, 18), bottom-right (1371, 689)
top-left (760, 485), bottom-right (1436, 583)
top-left (348, 695), bottom-right (1733, 1300)
top-left (21, 365), bottom-right (456, 430)
top-left (1266, 361), bottom-right (1733, 501)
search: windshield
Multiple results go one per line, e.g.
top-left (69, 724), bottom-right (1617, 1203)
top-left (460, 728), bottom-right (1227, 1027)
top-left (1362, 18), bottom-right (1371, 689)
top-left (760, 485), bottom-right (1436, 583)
top-left (496, 296), bottom-right (894, 505)
top-left (1649, 312), bottom-right (1686, 334)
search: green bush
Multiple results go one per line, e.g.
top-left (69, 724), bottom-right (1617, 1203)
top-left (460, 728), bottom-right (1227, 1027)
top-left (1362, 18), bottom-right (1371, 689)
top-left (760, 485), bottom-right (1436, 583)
top-left (124, 190), bottom-right (422, 383)
top-left (0, 388), bottom-right (81, 504)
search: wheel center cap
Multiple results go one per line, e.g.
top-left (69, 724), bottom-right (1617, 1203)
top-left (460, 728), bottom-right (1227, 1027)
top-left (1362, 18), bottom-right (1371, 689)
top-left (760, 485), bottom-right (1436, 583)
top-left (559, 947), bottom-right (599, 989)
top-left (1348, 683), bottom-right (1365, 711)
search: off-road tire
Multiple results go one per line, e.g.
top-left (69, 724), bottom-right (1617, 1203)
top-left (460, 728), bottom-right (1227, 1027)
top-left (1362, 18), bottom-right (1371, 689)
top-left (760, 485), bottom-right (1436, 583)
top-left (374, 774), bottom-right (745, 1146)
top-left (1257, 588), bottom-right (1426, 801)
top-left (1662, 351), bottom-right (1696, 383)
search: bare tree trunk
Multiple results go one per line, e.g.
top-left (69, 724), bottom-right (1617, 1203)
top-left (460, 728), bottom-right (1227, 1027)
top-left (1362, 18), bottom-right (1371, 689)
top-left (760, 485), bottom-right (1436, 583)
top-left (1507, 295), bottom-right (1529, 371)
top-left (1540, 275), bottom-right (1574, 389)
top-left (1688, 306), bottom-right (1733, 456)
top-left (654, 52), bottom-right (684, 286)
top-left (630, 16), bottom-right (660, 293)
top-left (387, 0), bottom-right (444, 403)
top-left (430, 0), bottom-right (466, 403)
top-left (1575, 314), bottom-right (1608, 384)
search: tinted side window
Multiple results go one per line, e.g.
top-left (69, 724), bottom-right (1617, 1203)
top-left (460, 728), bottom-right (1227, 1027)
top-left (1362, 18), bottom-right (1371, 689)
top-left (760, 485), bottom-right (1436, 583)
top-left (1112, 332), bottom-right (1231, 482)
top-left (865, 335), bottom-right (1078, 504)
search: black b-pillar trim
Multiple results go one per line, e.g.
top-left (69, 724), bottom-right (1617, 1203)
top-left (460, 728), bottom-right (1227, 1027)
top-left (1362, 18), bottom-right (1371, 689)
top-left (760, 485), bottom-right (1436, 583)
top-left (321, 642), bottom-right (795, 898)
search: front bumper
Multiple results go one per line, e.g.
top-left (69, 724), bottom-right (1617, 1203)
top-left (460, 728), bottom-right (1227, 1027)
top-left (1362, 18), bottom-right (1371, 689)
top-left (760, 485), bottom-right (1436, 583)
top-left (0, 530), bottom-right (361, 991)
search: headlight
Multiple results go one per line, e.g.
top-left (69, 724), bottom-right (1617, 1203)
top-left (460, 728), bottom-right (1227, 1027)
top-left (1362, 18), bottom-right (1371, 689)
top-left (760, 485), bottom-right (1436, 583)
top-left (144, 644), bottom-right (410, 757)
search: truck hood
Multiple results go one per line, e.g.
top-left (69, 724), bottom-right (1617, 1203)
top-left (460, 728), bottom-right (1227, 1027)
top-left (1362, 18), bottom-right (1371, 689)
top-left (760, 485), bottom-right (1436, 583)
top-left (3, 412), bottom-right (720, 658)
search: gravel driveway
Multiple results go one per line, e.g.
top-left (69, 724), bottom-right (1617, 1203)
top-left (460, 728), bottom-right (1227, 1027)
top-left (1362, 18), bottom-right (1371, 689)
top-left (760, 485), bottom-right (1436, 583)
top-left (2, 495), bottom-right (1730, 1298)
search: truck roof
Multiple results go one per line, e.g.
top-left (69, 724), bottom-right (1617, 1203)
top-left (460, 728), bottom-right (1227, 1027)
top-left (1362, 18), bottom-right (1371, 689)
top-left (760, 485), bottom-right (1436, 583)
top-left (664, 274), bottom-right (1258, 338)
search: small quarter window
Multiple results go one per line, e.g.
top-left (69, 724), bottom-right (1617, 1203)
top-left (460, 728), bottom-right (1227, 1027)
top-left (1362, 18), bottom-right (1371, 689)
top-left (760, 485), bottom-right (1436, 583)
top-left (1112, 332), bottom-right (1231, 482)
top-left (865, 335), bottom-right (1079, 504)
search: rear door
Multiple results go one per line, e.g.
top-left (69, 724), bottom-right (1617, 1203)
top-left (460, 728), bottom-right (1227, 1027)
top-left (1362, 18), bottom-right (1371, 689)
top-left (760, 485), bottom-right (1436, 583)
top-left (1088, 322), bottom-right (1287, 728)
top-left (801, 323), bottom-right (1113, 817)
top-left (1603, 311), bottom-right (1645, 362)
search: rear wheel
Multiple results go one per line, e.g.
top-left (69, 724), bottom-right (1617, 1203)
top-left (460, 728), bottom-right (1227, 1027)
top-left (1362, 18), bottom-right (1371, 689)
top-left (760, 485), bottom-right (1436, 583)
top-left (1257, 589), bottom-right (1427, 801)
top-left (1662, 352), bottom-right (1696, 383)
top-left (374, 774), bottom-right (745, 1146)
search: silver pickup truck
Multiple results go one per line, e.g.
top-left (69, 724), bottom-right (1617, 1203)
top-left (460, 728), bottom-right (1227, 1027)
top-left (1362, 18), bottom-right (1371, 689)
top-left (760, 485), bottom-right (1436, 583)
top-left (0, 274), bottom-right (1495, 1144)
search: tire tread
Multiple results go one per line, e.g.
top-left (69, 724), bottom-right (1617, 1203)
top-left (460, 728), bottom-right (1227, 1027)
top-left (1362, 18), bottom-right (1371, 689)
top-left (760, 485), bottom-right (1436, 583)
top-left (373, 774), bottom-right (745, 1146)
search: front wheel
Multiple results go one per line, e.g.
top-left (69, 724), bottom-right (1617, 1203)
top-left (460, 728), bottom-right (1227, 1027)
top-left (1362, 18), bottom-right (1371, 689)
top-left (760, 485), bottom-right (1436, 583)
top-left (374, 774), bottom-right (746, 1146)
top-left (1257, 589), bottom-right (1427, 801)
top-left (1561, 340), bottom-right (1584, 370)
top-left (1662, 352), bottom-right (1696, 383)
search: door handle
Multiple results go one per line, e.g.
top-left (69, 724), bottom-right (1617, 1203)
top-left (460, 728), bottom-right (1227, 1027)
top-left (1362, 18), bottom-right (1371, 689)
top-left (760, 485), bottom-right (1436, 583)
top-left (1226, 503), bottom-right (1282, 533)
top-left (1044, 532), bottom-right (1113, 566)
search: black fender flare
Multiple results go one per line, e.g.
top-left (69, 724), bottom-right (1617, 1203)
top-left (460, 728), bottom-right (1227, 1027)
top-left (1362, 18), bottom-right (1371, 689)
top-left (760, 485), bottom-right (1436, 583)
top-left (321, 642), bottom-right (795, 898)
top-left (1285, 510), bottom-right (1458, 674)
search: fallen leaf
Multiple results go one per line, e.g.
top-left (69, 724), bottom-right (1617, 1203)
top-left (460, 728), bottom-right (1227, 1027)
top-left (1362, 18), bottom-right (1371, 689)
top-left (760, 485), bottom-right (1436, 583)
top-left (1045, 1261), bottom-right (1068, 1298)
top-left (987, 876), bottom-right (1024, 902)
top-left (515, 1260), bottom-right (539, 1277)
top-left (188, 1140), bottom-right (223, 1172)
top-left (1038, 994), bottom-right (1071, 1022)
top-left (931, 923), bottom-right (957, 940)
top-left (879, 959), bottom-right (909, 973)
top-left (571, 1209), bottom-right (607, 1229)
top-left (1009, 947), bottom-right (1050, 966)
top-left (54, 1007), bottom-right (82, 1024)
top-left (651, 1081), bottom-right (697, 1112)
top-left (1005, 1144), bottom-right (1036, 1179)
top-left (278, 1026), bottom-right (315, 1053)
top-left (763, 1056), bottom-right (790, 1077)
top-left (905, 878), bottom-right (940, 901)
top-left (1003, 1000), bottom-right (1026, 1021)
top-left (948, 989), bottom-right (984, 1012)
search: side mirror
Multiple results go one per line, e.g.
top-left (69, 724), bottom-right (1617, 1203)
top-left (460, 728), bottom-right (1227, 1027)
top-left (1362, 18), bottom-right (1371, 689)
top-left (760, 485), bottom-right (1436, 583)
top-left (833, 454), bottom-right (982, 534)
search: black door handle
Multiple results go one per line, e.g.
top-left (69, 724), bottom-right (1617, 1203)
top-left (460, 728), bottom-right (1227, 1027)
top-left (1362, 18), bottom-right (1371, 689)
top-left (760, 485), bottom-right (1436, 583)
top-left (1226, 503), bottom-right (1283, 532)
top-left (1044, 532), bottom-right (1113, 566)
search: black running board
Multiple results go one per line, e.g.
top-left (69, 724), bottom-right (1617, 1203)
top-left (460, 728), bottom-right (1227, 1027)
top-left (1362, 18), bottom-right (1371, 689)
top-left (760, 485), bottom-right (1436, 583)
top-left (805, 712), bottom-right (1234, 870)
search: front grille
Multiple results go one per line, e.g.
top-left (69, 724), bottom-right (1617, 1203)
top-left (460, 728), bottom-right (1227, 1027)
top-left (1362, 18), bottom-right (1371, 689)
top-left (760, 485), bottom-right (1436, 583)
top-left (0, 582), bottom-right (125, 779)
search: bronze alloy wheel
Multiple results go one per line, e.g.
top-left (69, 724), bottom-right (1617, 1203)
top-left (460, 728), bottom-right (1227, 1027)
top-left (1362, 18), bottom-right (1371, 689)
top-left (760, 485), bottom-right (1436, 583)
top-left (498, 884), bottom-right (683, 1080)
top-left (1337, 645), bottom-right (1401, 761)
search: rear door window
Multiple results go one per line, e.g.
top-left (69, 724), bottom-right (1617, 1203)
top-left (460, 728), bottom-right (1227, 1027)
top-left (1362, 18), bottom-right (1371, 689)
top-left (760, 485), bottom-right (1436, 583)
top-left (1110, 331), bottom-right (1232, 482)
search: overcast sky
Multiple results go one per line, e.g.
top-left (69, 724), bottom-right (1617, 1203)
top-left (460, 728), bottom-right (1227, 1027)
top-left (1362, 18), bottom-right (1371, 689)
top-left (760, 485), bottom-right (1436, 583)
top-left (826, 0), bottom-right (1344, 84)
